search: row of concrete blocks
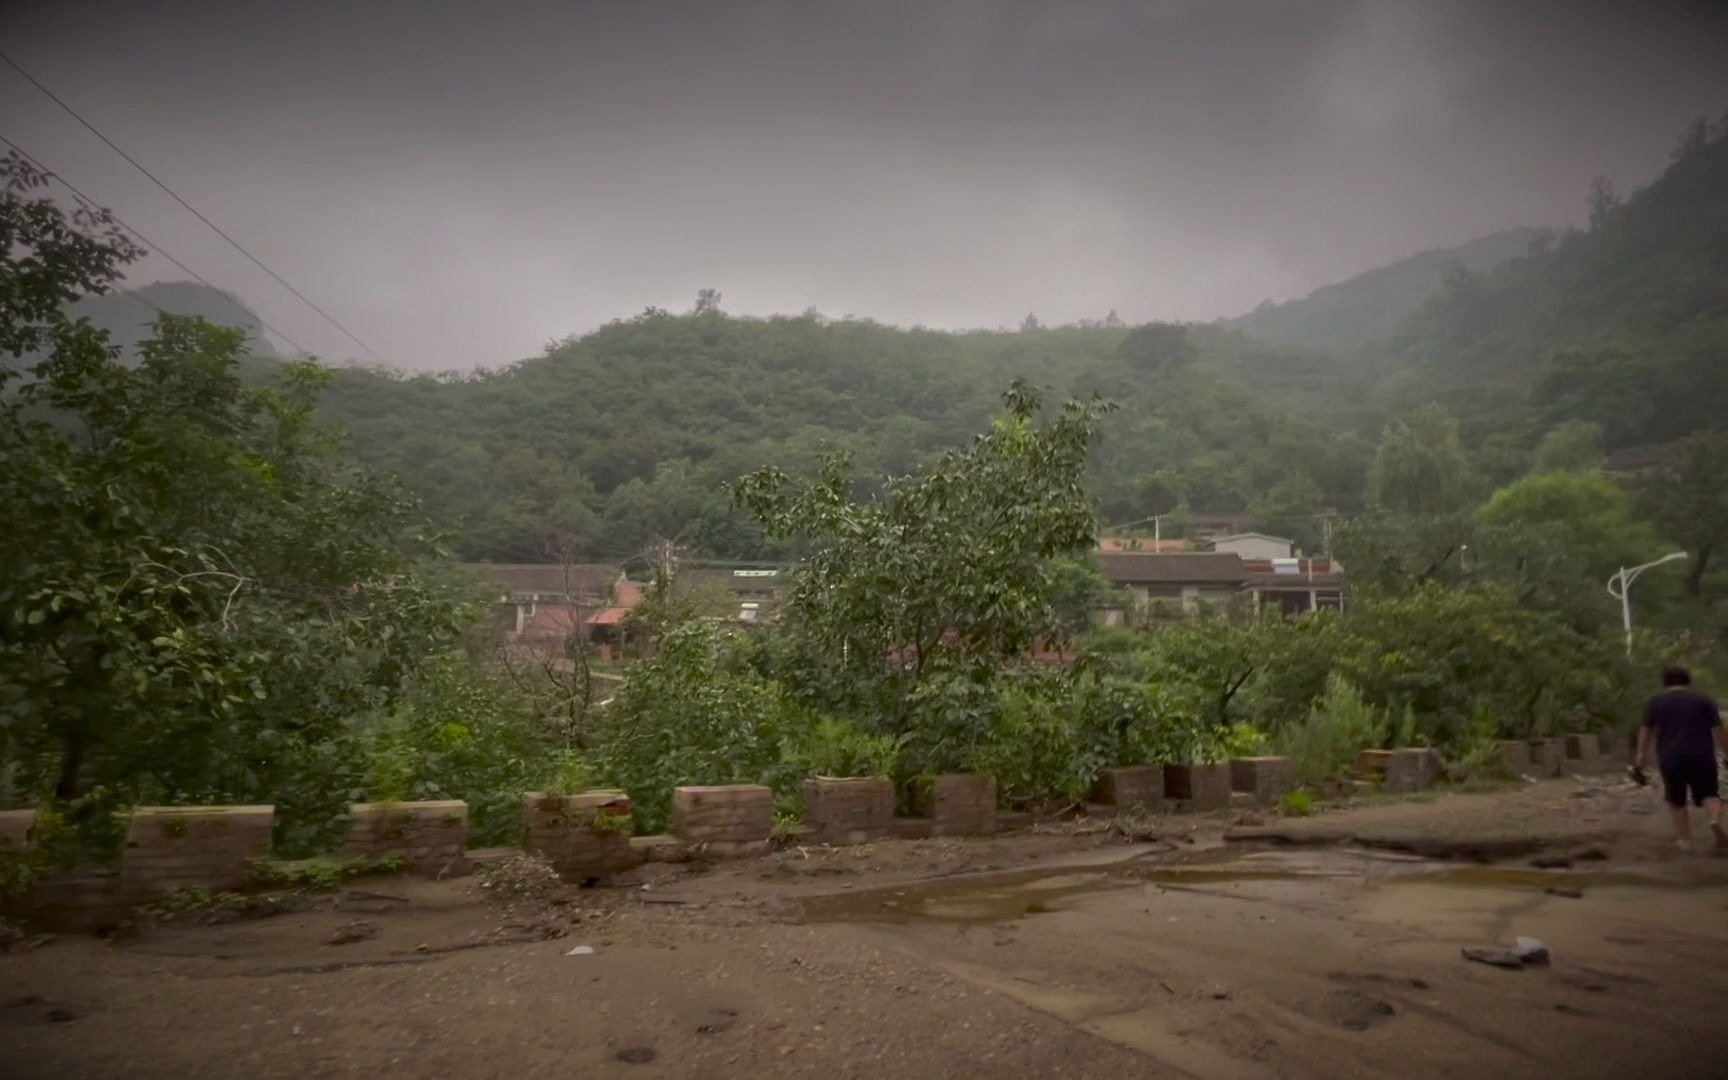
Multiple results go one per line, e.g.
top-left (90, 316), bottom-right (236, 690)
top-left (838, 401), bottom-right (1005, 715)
top-left (1498, 732), bottom-right (1633, 778)
top-left (1091, 758), bottom-right (1299, 812)
top-left (0, 802), bottom-right (476, 902)
top-left (0, 751), bottom-right (1387, 897)
top-left (523, 778), bottom-right (1004, 879)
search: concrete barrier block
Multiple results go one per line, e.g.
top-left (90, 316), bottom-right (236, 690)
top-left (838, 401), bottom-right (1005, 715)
top-left (346, 800), bottom-right (469, 878)
top-left (523, 791), bottom-right (640, 879)
top-left (122, 806), bottom-right (274, 897)
top-left (1497, 740), bottom-right (1532, 776)
top-left (1599, 730), bottom-right (1628, 764)
top-left (1563, 733), bottom-right (1602, 774)
top-left (1388, 748), bottom-right (1442, 792)
top-left (926, 774), bottom-right (997, 837)
top-left (628, 833), bottom-right (689, 862)
top-left (892, 817), bottom-right (934, 840)
top-left (1355, 749), bottom-right (1441, 792)
top-left (802, 777), bottom-right (895, 845)
top-left (0, 809), bottom-right (39, 850)
top-left (1230, 757), bottom-right (1295, 805)
top-left (1091, 766), bottom-right (1164, 809)
top-left (1163, 764), bottom-right (1232, 811)
top-left (672, 785), bottom-right (773, 846)
top-left (1527, 738), bottom-right (1565, 778)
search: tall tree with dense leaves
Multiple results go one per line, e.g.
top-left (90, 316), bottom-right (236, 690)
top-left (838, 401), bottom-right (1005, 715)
top-left (1640, 430), bottom-right (1728, 596)
top-left (1367, 404), bottom-right (1477, 516)
top-left (1530, 420), bottom-right (1605, 474)
top-left (733, 381), bottom-right (1111, 732)
top-left (0, 155), bottom-right (469, 837)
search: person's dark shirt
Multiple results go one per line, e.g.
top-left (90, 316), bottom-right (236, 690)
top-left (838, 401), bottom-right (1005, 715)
top-left (1642, 688), bottom-right (1722, 770)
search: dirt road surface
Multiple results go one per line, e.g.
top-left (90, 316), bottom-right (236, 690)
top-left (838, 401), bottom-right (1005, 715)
top-left (6, 777), bottom-right (1728, 1079)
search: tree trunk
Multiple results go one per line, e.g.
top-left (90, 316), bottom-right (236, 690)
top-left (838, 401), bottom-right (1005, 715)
top-left (54, 729), bottom-right (86, 801)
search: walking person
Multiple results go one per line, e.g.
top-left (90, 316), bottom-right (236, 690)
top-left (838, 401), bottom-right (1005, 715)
top-left (1636, 666), bottom-right (1728, 853)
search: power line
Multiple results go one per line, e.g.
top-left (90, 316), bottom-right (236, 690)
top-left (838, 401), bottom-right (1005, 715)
top-left (1, 50), bottom-right (379, 360)
top-left (1, 132), bottom-right (314, 357)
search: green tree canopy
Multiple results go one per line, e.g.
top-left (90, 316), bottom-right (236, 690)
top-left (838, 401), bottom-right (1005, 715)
top-left (1368, 404), bottom-right (1477, 516)
top-left (0, 155), bottom-right (470, 842)
top-left (732, 380), bottom-right (1111, 730)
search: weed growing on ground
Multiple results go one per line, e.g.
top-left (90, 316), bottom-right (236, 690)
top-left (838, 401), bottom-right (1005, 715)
top-left (146, 887), bottom-right (249, 919)
top-left (1278, 788), bottom-right (1316, 817)
top-left (249, 853), bottom-right (405, 892)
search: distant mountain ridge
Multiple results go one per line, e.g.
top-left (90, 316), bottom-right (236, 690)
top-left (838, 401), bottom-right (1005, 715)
top-left (1224, 227), bottom-right (1545, 354)
top-left (67, 280), bottom-right (281, 359)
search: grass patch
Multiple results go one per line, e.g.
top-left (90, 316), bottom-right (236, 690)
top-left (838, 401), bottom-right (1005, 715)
top-left (1278, 788), bottom-right (1316, 817)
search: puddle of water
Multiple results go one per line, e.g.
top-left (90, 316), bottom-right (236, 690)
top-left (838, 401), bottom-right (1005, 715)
top-left (797, 844), bottom-right (1721, 927)
top-left (798, 847), bottom-right (1426, 925)
top-left (1384, 865), bottom-right (1711, 891)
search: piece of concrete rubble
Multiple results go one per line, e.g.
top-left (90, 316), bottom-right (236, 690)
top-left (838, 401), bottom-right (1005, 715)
top-left (1513, 936), bottom-right (1550, 963)
top-left (1461, 946), bottom-right (1524, 969)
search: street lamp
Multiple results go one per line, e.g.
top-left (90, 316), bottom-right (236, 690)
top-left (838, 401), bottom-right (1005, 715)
top-left (1606, 552), bottom-right (1688, 657)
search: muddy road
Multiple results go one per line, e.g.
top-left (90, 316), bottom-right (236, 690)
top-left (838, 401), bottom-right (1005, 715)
top-left (5, 778), bottom-right (1728, 1079)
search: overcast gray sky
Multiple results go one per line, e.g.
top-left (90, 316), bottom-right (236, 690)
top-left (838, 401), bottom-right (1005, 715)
top-left (6, 0), bottom-right (1727, 369)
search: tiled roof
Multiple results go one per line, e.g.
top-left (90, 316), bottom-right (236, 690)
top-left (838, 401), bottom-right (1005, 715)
top-left (586, 607), bottom-right (630, 626)
top-left (1209, 532), bottom-right (1295, 547)
top-left (1098, 552), bottom-right (1247, 585)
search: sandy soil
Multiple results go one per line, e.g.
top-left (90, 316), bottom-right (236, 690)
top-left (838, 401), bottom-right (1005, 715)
top-left (6, 775), bottom-right (1728, 1079)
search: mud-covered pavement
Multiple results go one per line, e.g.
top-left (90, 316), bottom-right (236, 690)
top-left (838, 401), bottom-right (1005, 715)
top-left (6, 777), bottom-right (1728, 1079)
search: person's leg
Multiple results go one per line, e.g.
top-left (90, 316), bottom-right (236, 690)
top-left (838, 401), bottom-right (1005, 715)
top-left (1695, 761), bottom-right (1726, 848)
top-left (1662, 767), bottom-right (1693, 850)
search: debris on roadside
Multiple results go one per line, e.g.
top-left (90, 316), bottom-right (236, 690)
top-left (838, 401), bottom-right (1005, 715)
top-left (326, 920), bottom-right (377, 946)
top-left (1513, 936), bottom-right (1550, 963)
top-left (1462, 937), bottom-right (1550, 969)
top-left (1461, 947), bottom-right (1524, 969)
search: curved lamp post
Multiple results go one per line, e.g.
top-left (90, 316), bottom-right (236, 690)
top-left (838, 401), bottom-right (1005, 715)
top-left (1606, 552), bottom-right (1688, 657)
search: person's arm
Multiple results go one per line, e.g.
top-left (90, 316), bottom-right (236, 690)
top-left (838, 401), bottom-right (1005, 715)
top-left (1713, 701), bottom-right (1726, 756)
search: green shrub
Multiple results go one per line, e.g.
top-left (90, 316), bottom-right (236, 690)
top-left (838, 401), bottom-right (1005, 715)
top-left (786, 717), bottom-right (901, 778)
top-left (1273, 673), bottom-right (1387, 786)
top-left (543, 749), bottom-right (593, 797)
top-left (1278, 788), bottom-right (1315, 816)
top-left (590, 623), bottom-right (807, 833)
top-left (346, 655), bottom-right (550, 849)
top-left (1442, 707), bottom-right (1506, 783)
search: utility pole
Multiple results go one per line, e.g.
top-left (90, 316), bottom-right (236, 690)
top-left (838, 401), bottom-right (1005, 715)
top-left (1606, 552), bottom-right (1688, 657)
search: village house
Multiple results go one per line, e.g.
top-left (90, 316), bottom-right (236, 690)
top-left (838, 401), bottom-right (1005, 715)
top-left (1242, 557), bottom-right (1346, 615)
top-left (1098, 551), bottom-right (1250, 618)
top-left (461, 562), bottom-right (641, 658)
top-left (1095, 548), bottom-right (1346, 622)
top-left (1206, 532), bottom-right (1296, 560)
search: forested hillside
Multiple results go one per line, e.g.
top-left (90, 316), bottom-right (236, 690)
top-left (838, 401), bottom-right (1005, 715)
top-left (1223, 227), bottom-right (1542, 354)
top-left (82, 118), bottom-right (1726, 566)
top-left (317, 317), bottom-right (1368, 562)
top-left (1379, 120), bottom-right (1728, 447)
top-left (67, 281), bottom-right (280, 360)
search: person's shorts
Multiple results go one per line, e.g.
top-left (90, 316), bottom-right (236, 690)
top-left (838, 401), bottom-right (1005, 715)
top-left (1660, 759), bottom-right (1720, 807)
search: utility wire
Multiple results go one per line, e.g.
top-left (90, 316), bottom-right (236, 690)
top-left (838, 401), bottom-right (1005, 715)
top-left (1, 51), bottom-right (379, 359)
top-left (1, 132), bottom-right (314, 357)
